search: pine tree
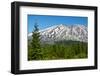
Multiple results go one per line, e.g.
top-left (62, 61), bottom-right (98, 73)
top-left (30, 21), bottom-right (42, 60)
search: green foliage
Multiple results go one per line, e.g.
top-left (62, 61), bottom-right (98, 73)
top-left (28, 22), bottom-right (42, 60)
top-left (28, 39), bottom-right (88, 60)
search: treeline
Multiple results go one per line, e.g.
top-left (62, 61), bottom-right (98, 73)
top-left (28, 41), bottom-right (88, 60)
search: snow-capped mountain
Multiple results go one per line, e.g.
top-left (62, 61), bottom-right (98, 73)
top-left (28, 24), bottom-right (88, 43)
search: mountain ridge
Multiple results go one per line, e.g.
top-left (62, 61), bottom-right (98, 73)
top-left (28, 24), bottom-right (88, 43)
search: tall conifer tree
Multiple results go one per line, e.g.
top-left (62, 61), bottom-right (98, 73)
top-left (30, 21), bottom-right (42, 60)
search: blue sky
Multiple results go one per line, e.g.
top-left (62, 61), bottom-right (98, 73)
top-left (28, 15), bottom-right (88, 33)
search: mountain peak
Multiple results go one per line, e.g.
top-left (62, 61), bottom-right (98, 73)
top-left (58, 24), bottom-right (65, 27)
top-left (28, 24), bottom-right (88, 43)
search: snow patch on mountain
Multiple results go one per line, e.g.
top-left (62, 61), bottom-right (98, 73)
top-left (28, 24), bottom-right (88, 43)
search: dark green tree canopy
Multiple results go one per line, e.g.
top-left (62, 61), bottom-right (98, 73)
top-left (28, 21), bottom-right (42, 60)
